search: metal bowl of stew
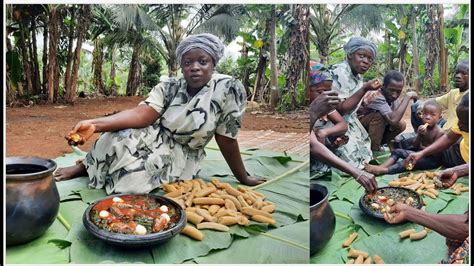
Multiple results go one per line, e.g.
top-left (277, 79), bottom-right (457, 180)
top-left (83, 193), bottom-right (186, 247)
top-left (359, 187), bottom-right (423, 219)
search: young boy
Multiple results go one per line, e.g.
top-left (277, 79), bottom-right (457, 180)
top-left (309, 61), bottom-right (348, 149)
top-left (364, 100), bottom-right (445, 175)
top-left (405, 93), bottom-right (469, 169)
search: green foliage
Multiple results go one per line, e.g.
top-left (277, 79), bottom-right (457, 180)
top-left (216, 57), bottom-right (238, 77)
top-left (141, 58), bottom-right (162, 92)
top-left (6, 50), bottom-right (22, 85)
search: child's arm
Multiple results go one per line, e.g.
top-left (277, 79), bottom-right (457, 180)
top-left (317, 111), bottom-right (348, 140)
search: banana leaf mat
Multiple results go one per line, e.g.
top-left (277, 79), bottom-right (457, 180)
top-left (310, 163), bottom-right (469, 264)
top-left (6, 141), bottom-right (310, 264)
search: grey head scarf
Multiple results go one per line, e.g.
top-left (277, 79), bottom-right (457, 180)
top-left (176, 33), bottom-right (225, 66)
top-left (343, 36), bottom-right (377, 58)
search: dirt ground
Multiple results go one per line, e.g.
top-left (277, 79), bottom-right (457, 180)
top-left (5, 96), bottom-right (309, 159)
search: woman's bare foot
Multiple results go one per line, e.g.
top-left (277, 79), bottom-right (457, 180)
top-left (363, 164), bottom-right (388, 176)
top-left (53, 163), bottom-right (87, 181)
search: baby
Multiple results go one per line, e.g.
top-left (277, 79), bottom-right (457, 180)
top-left (364, 100), bottom-right (444, 175)
top-left (310, 61), bottom-right (348, 149)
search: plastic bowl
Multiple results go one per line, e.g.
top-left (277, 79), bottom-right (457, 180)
top-left (83, 193), bottom-right (186, 247)
top-left (359, 186), bottom-right (423, 220)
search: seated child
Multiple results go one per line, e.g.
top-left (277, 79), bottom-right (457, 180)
top-left (364, 100), bottom-right (444, 175)
top-left (310, 61), bottom-right (348, 149)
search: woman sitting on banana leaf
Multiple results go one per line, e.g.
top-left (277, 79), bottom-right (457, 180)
top-left (54, 33), bottom-right (265, 194)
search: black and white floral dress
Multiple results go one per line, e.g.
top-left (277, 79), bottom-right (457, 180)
top-left (84, 73), bottom-right (246, 194)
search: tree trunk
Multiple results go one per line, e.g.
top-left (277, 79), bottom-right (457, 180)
top-left (109, 46), bottom-right (118, 96)
top-left (384, 29), bottom-right (393, 70)
top-left (92, 39), bottom-right (106, 95)
top-left (240, 44), bottom-right (250, 96)
top-left (269, 5), bottom-right (279, 108)
top-left (6, 35), bottom-right (16, 104)
top-left (410, 12), bottom-right (421, 94)
top-left (398, 36), bottom-right (407, 73)
top-left (30, 18), bottom-right (42, 95)
top-left (64, 6), bottom-right (76, 97)
top-left (19, 20), bottom-right (33, 96)
top-left (47, 7), bottom-right (59, 103)
top-left (438, 5), bottom-right (448, 92)
top-left (126, 42), bottom-right (142, 96)
top-left (66, 5), bottom-right (90, 104)
top-left (285, 4), bottom-right (309, 110)
top-left (424, 5), bottom-right (440, 95)
top-left (42, 16), bottom-right (48, 95)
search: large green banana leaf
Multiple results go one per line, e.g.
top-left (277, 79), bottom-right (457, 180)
top-left (6, 144), bottom-right (309, 264)
top-left (194, 221), bottom-right (310, 264)
top-left (310, 169), bottom-right (468, 264)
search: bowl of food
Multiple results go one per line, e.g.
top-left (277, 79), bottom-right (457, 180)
top-left (83, 194), bottom-right (186, 247)
top-left (359, 187), bottom-right (423, 219)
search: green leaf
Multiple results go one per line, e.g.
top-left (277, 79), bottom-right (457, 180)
top-left (6, 220), bottom-right (69, 264)
top-left (352, 225), bottom-right (447, 263)
top-left (150, 227), bottom-right (233, 263)
top-left (310, 216), bottom-right (355, 264)
top-left (195, 221), bottom-right (309, 263)
top-left (332, 179), bottom-right (364, 204)
top-left (66, 222), bottom-right (155, 264)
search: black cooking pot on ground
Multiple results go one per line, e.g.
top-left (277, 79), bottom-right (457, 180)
top-left (83, 193), bottom-right (186, 247)
top-left (6, 156), bottom-right (60, 246)
top-left (309, 183), bottom-right (336, 256)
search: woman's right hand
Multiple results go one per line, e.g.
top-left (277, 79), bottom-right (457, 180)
top-left (66, 120), bottom-right (96, 145)
top-left (355, 170), bottom-right (377, 193)
top-left (362, 79), bottom-right (382, 91)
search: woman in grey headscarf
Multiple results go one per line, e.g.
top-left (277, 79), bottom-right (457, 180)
top-left (54, 33), bottom-right (265, 194)
top-left (317, 36), bottom-right (381, 170)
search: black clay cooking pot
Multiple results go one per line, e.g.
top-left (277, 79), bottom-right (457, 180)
top-left (83, 193), bottom-right (186, 247)
top-left (309, 183), bottom-right (336, 256)
top-left (6, 156), bottom-right (60, 246)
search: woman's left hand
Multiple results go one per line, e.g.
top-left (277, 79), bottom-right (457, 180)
top-left (239, 175), bottom-right (267, 186)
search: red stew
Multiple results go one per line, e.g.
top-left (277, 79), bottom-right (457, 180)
top-left (90, 195), bottom-right (179, 235)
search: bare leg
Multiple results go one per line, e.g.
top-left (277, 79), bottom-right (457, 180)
top-left (380, 157), bottom-right (396, 168)
top-left (363, 164), bottom-right (389, 176)
top-left (53, 163), bottom-right (87, 181)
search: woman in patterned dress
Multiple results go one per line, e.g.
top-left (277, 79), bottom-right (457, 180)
top-left (320, 37), bottom-right (382, 169)
top-left (54, 33), bottom-right (265, 194)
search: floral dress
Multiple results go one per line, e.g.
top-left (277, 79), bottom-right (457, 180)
top-left (322, 61), bottom-right (373, 169)
top-left (83, 73), bottom-right (246, 194)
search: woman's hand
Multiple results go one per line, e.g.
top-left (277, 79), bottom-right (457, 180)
top-left (238, 175), bottom-right (267, 186)
top-left (362, 79), bottom-right (382, 91)
top-left (355, 170), bottom-right (377, 193)
top-left (437, 169), bottom-right (458, 188)
top-left (384, 202), bottom-right (411, 224)
top-left (66, 120), bottom-right (96, 145)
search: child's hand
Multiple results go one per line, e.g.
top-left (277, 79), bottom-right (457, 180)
top-left (417, 124), bottom-right (428, 135)
top-left (404, 152), bottom-right (423, 169)
top-left (332, 135), bottom-right (349, 147)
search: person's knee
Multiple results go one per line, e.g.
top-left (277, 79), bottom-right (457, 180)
top-left (397, 120), bottom-right (406, 132)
